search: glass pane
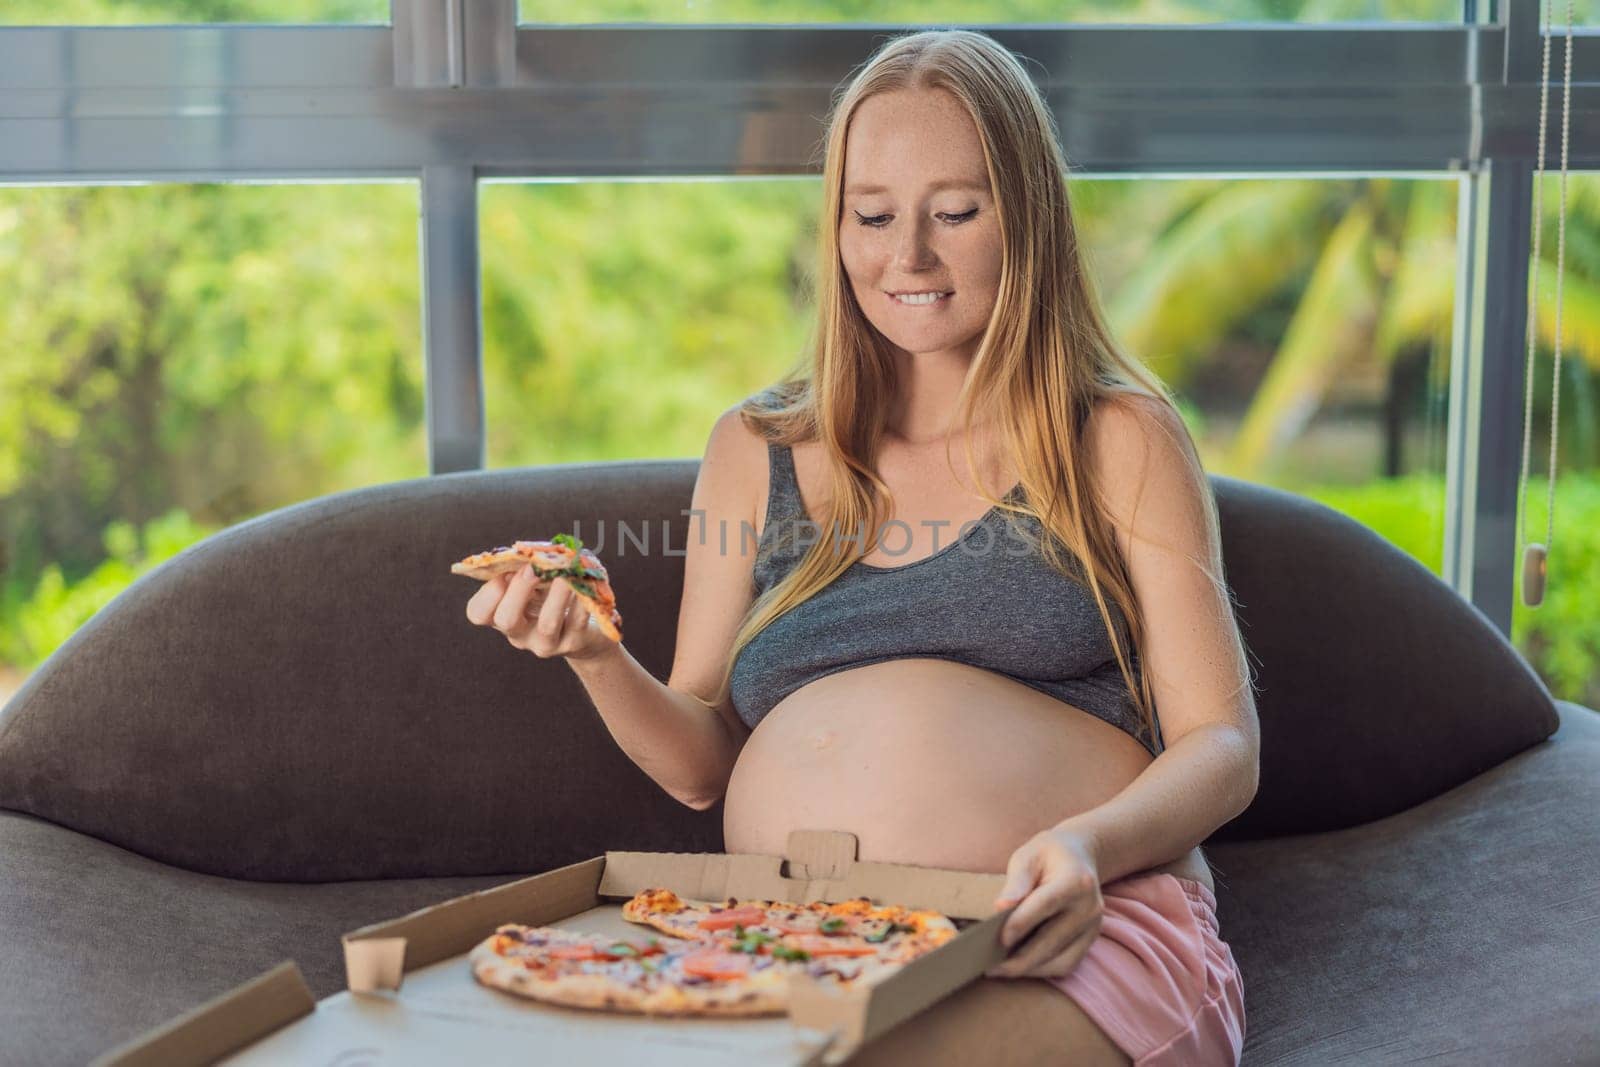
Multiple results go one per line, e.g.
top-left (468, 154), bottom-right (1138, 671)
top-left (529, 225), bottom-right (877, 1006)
top-left (519, 0), bottom-right (1465, 25)
top-left (480, 178), bottom-right (816, 465)
top-left (1077, 176), bottom-right (1457, 574)
top-left (0, 181), bottom-right (424, 706)
top-left (1509, 172), bottom-right (1600, 714)
top-left (0, 0), bottom-right (391, 25)
top-left (479, 173), bottom-right (1457, 560)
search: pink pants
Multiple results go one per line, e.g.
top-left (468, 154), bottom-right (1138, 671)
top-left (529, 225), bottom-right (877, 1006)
top-left (1046, 872), bottom-right (1246, 1066)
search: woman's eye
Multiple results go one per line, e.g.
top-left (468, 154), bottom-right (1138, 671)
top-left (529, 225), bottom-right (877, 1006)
top-left (853, 209), bottom-right (978, 228)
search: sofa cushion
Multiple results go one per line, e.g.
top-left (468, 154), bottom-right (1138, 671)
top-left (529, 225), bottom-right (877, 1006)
top-left (0, 463), bottom-right (722, 881)
top-left (1208, 475), bottom-right (1560, 839)
top-left (11, 704), bottom-right (1592, 1067)
top-left (0, 810), bottom-right (514, 1067)
top-left (1206, 701), bottom-right (1600, 1064)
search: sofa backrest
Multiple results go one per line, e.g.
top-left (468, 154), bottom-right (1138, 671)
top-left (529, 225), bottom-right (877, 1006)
top-left (0, 464), bottom-right (1559, 879)
top-left (1206, 474), bottom-right (1558, 839)
top-left (0, 461), bottom-right (724, 880)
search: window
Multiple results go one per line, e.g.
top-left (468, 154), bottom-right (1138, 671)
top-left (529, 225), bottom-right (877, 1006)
top-left (0, 0), bottom-right (391, 25)
top-left (1507, 171), bottom-right (1600, 714)
top-left (0, 180), bottom-right (423, 702)
top-left (517, 0), bottom-right (1467, 26)
top-left (481, 173), bottom-right (1458, 565)
top-left (480, 177), bottom-right (817, 466)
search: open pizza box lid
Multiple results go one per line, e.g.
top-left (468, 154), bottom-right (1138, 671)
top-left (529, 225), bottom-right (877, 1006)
top-left (93, 830), bottom-right (1011, 1066)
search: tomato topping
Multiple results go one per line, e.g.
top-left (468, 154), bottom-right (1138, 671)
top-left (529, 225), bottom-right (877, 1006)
top-left (681, 949), bottom-right (754, 980)
top-left (547, 944), bottom-right (603, 960)
top-left (696, 904), bottom-right (769, 931)
top-left (546, 939), bottom-right (661, 961)
top-left (781, 935), bottom-right (880, 957)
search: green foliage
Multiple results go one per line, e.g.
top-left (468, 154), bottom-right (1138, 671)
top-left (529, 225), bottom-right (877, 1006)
top-left (0, 181), bottom-right (425, 591)
top-left (479, 180), bottom-right (817, 465)
top-left (0, 509), bottom-right (215, 668)
top-left (0, 0), bottom-right (389, 24)
top-left (515, 0), bottom-right (1465, 24)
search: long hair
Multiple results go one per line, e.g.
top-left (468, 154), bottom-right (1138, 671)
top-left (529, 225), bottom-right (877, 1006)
top-left (701, 28), bottom-right (1251, 752)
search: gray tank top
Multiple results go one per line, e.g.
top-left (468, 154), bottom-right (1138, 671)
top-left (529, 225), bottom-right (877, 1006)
top-left (728, 441), bottom-right (1161, 757)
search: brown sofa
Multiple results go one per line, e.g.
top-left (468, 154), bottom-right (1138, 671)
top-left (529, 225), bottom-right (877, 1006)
top-left (1, 459), bottom-right (1594, 1065)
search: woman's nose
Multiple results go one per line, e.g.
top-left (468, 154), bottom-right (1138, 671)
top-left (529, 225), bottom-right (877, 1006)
top-left (892, 218), bottom-right (940, 270)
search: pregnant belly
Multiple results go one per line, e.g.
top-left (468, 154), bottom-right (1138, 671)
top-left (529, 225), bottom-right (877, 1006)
top-left (723, 658), bottom-right (1213, 892)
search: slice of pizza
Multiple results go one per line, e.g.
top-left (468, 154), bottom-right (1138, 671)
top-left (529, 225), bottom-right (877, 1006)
top-left (469, 924), bottom-right (795, 1016)
top-left (620, 888), bottom-right (959, 967)
top-left (450, 533), bottom-right (623, 642)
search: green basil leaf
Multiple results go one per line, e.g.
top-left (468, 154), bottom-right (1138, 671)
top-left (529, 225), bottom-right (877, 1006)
top-left (819, 917), bottom-right (846, 934)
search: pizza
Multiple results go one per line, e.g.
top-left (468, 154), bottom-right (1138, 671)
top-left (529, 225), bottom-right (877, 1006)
top-left (467, 888), bottom-right (961, 1016)
top-left (450, 532), bottom-right (622, 641)
top-left (621, 888), bottom-right (959, 964)
top-left (468, 926), bottom-right (791, 1016)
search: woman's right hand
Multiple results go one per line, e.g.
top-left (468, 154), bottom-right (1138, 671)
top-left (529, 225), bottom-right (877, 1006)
top-left (465, 564), bottom-right (621, 663)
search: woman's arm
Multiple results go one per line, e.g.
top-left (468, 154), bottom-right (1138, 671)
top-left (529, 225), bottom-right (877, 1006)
top-left (1079, 393), bottom-right (1262, 877)
top-left (566, 403), bottom-right (764, 809)
top-left (1055, 722), bottom-right (1257, 885)
top-left (989, 396), bottom-right (1260, 977)
top-left (465, 403), bottom-right (760, 810)
top-left (566, 639), bottom-right (747, 811)
top-left (566, 402), bottom-right (765, 810)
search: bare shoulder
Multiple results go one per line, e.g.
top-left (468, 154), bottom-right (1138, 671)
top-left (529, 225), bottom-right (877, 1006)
top-left (1085, 392), bottom-right (1194, 472)
top-left (1084, 392), bottom-right (1210, 548)
top-left (699, 401), bottom-right (774, 532)
top-left (1086, 392), bottom-right (1200, 485)
top-left (665, 400), bottom-right (774, 720)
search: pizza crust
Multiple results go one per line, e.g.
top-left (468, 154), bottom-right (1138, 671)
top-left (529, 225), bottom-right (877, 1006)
top-left (468, 933), bottom-right (792, 1016)
top-left (450, 556), bottom-right (530, 581)
top-left (467, 891), bottom-right (962, 1018)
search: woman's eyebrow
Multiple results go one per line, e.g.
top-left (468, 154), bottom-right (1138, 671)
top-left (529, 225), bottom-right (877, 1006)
top-left (844, 178), bottom-right (989, 196)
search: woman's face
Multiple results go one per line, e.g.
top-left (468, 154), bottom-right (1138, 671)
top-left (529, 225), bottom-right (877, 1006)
top-left (838, 87), bottom-right (1004, 365)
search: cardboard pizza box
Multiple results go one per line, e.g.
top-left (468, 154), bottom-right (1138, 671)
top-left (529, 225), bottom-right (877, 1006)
top-left (94, 830), bottom-right (1010, 1066)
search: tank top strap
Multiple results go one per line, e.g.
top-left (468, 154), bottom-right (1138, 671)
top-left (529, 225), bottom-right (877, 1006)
top-left (754, 442), bottom-right (810, 587)
top-left (763, 441), bottom-right (806, 524)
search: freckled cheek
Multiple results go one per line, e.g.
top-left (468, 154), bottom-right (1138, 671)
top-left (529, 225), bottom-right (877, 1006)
top-left (836, 235), bottom-right (878, 278)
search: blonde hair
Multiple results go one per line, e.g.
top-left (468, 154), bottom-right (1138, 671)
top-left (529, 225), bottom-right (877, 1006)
top-left (705, 28), bottom-right (1250, 752)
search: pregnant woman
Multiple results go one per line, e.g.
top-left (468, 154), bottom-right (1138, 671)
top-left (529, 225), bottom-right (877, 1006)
top-left (468, 28), bottom-right (1258, 1067)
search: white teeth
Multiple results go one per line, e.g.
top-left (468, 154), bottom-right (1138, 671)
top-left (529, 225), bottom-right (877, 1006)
top-left (891, 291), bottom-right (950, 306)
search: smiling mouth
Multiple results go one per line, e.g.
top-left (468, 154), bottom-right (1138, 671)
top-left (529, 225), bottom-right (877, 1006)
top-left (886, 291), bottom-right (954, 307)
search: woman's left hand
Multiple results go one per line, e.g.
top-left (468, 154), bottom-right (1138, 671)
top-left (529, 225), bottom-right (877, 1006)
top-left (986, 825), bottom-right (1104, 980)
